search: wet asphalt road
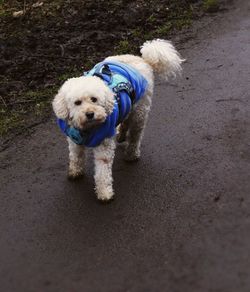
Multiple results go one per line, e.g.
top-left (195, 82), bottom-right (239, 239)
top-left (1, 1), bottom-right (250, 291)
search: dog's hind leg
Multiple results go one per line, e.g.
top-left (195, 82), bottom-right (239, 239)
top-left (116, 119), bottom-right (129, 143)
top-left (124, 101), bottom-right (150, 161)
top-left (67, 138), bottom-right (85, 179)
top-left (93, 138), bottom-right (116, 201)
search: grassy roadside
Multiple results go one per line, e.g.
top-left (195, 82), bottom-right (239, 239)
top-left (0, 0), bottom-right (220, 144)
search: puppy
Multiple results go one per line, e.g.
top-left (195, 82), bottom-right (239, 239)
top-left (52, 39), bottom-right (184, 201)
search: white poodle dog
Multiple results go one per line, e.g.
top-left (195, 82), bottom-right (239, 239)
top-left (52, 39), bottom-right (184, 202)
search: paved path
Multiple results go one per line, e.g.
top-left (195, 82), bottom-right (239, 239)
top-left (0, 1), bottom-right (250, 291)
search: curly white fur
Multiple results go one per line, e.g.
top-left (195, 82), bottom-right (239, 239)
top-left (140, 39), bottom-right (185, 79)
top-left (52, 39), bottom-right (184, 201)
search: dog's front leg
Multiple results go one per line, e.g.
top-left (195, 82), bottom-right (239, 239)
top-left (68, 138), bottom-right (85, 179)
top-left (93, 138), bottom-right (116, 201)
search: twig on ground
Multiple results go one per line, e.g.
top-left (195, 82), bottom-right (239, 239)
top-left (6, 99), bottom-right (41, 106)
top-left (0, 96), bottom-right (7, 108)
top-left (60, 45), bottom-right (65, 57)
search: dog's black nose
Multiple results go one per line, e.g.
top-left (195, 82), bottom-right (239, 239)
top-left (86, 112), bottom-right (94, 120)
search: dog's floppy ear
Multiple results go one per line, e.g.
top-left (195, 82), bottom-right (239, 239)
top-left (104, 87), bottom-right (115, 115)
top-left (52, 89), bottom-right (69, 119)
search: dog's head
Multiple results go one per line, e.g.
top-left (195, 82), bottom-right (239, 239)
top-left (52, 76), bottom-right (115, 130)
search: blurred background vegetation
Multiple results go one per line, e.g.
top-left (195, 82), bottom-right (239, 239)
top-left (0, 0), bottom-right (219, 143)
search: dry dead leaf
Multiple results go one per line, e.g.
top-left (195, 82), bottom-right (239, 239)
top-left (13, 10), bottom-right (25, 18)
top-left (32, 2), bottom-right (44, 8)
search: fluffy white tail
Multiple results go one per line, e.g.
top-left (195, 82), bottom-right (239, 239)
top-left (140, 39), bottom-right (184, 79)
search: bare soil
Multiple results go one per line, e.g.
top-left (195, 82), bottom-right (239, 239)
top-left (0, 0), bottom-right (207, 147)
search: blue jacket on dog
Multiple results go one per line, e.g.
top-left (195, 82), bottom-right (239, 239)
top-left (57, 61), bottom-right (148, 147)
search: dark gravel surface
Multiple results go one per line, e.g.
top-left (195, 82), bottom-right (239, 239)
top-left (0, 0), bottom-right (250, 291)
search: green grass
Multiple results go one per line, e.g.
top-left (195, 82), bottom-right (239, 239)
top-left (203, 0), bottom-right (219, 12)
top-left (0, 112), bottom-right (25, 136)
top-left (0, 0), bottom-right (7, 17)
top-left (155, 22), bottom-right (173, 35)
top-left (0, 87), bottom-right (56, 137)
top-left (114, 40), bottom-right (136, 55)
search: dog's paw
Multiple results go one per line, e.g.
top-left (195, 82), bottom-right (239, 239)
top-left (124, 149), bottom-right (140, 162)
top-left (96, 188), bottom-right (114, 202)
top-left (67, 169), bottom-right (84, 180)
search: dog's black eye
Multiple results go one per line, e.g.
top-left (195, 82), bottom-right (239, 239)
top-left (91, 97), bottom-right (97, 103)
top-left (74, 100), bottom-right (82, 106)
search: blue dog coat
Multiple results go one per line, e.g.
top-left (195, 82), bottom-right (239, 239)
top-left (57, 61), bottom-right (148, 147)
